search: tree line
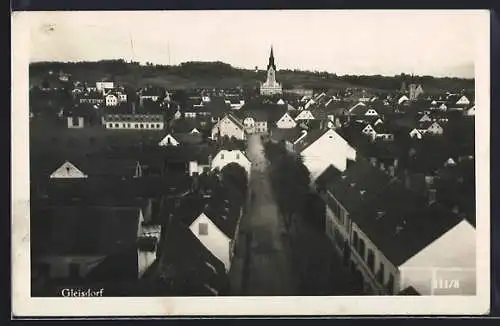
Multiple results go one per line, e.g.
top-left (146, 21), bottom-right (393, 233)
top-left (30, 60), bottom-right (474, 92)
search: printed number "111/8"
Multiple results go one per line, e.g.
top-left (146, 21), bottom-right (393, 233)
top-left (433, 278), bottom-right (460, 290)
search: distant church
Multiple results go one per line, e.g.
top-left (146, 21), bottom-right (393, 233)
top-left (260, 46), bottom-right (282, 96)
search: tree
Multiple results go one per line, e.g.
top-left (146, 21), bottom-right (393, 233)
top-left (221, 163), bottom-right (248, 204)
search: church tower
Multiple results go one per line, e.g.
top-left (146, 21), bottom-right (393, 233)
top-left (260, 46), bottom-right (282, 96)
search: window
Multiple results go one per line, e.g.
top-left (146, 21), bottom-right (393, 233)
top-left (134, 124), bottom-right (138, 129)
top-left (358, 238), bottom-right (366, 259)
top-left (220, 154), bottom-right (224, 160)
top-left (65, 166), bottom-right (71, 174)
top-left (157, 124), bottom-right (161, 128)
top-left (107, 123), bottom-right (112, 128)
top-left (127, 123), bottom-right (131, 128)
top-left (377, 263), bottom-right (385, 283)
top-left (69, 263), bottom-right (80, 279)
top-left (198, 222), bottom-right (208, 236)
top-left (353, 231), bottom-right (359, 250)
top-left (140, 124), bottom-right (144, 129)
top-left (115, 123), bottom-right (119, 128)
top-left (236, 153), bottom-right (240, 159)
top-left (367, 249), bottom-right (375, 273)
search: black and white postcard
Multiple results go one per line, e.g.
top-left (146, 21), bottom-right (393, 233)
top-left (12, 10), bottom-right (491, 316)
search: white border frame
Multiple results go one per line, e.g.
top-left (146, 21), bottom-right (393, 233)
top-left (11, 10), bottom-right (491, 317)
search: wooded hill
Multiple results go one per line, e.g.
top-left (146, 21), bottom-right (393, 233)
top-left (30, 60), bottom-right (475, 94)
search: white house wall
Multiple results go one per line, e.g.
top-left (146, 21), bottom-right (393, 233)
top-left (300, 130), bottom-right (356, 181)
top-left (399, 220), bottom-right (476, 295)
top-left (50, 161), bottom-right (88, 179)
top-left (211, 117), bottom-right (245, 140)
top-left (211, 150), bottom-right (251, 178)
top-left (350, 222), bottom-right (400, 294)
top-left (276, 113), bottom-right (297, 129)
top-left (189, 214), bottom-right (232, 271)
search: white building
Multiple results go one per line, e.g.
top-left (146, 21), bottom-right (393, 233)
top-left (260, 47), bottom-right (283, 96)
top-left (294, 128), bottom-right (357, 181)
top-left (318, 164), bottom-right (476, 295)
top-left (96, 81), bottom-right (114, 94)
top-left (105, 94), bottom-right (119, 107)
top-left (276, 112), bottom-right (297, 129)
top-left (210, 149), bottom-right (252, 179)
top-left (103, 114), bottom-right (164, 130)
top-left (211, 114), bottom-right (246, 140)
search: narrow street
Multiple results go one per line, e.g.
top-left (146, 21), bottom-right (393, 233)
top-left (229, 135), bottom-right (298, 296)
top-left (228, 134), bottom-right (359, 296)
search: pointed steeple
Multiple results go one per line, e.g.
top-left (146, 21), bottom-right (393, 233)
top-left (267, 46), bottom-right (276, 71)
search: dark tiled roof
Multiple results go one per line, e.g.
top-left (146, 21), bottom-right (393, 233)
top-left (104, 114), bottom-right (164, 123)
top-left (223, 113), bottom-right (245, 130)
top-left (294, 128), bottom-right (339, 153)
top-left (31, 205), bottom-right (141, 256)
top-left (324, 158), bottom-right (392, 213)
top-left (398, 286), bottom-right (421, 295)
top-left (314, 164), bottom-right (342, 189)
top-left (235, 109), bottom-right (270, 122)
top-left (351, 180), bottom-right (464, 266)
top-left (269, 127), bottom-right (303, 143)
top-left (153, 220), bottom-right (228, 295)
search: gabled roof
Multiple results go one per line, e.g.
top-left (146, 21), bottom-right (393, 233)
top-left (294, 128), bottom-right (346, 153)
top-left (154, 219), bottom-right (228, 295)
top-left (221, 113), bottom-right (245, 130)
top-left (236, 109), bottom-right (270, 122)
top-left (314, 164), bottom-right (342, 189)
top-left (348, 102), bottom-right (368, 115)
top-left (324, 158), bottom-right (392, 214)
top-left (175, 187), bottom-right (242, 239)
top-left (350, 180), bottom-right (464, 266)
top-left (269, 127), bottom-right (304, 143)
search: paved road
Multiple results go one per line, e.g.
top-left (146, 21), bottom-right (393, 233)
top-left (229, 135), bottom-right (298, 296)
top-left (228, 135), bottom-right (359, 296)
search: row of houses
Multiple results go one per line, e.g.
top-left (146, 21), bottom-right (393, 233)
top-left (313, 156), bottom-right (475, 296)
top-left (30, 124), bottom-right (253, 295)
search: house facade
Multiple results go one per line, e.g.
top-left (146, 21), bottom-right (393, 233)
top-left (189, 213), bottom-right (233, 271)
top-left (103, 114), bottom-right (165, 130)
top-left (296, 128), bottom-right (357, 181)
top-left (211, 114), bottom-right (246, 140)
top-left (276, 112), bottom-right (297, 129)
top-left (210, 149), bottom-right (252, 178)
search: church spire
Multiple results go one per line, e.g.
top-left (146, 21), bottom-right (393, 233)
top-left (267, 46), bottom-right (276, 71)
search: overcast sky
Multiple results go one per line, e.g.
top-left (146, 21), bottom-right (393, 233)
top-left (27, 10), bottom-right (483, 78)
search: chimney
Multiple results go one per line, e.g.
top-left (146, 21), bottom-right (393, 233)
top-left (428, 189), bottom-right (437, 205)
top-left (393, 158), bottom-right (399, 169)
